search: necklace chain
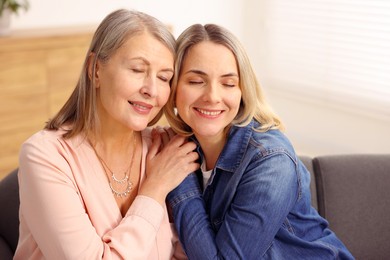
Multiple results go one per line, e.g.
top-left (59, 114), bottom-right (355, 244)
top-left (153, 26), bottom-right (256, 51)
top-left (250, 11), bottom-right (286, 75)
top-left (91, 134), bottom-right (137, 198)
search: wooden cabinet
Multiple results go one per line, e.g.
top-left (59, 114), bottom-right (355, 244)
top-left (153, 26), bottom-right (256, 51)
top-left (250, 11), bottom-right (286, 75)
top-left (0, 26), bottom-right (95, 179)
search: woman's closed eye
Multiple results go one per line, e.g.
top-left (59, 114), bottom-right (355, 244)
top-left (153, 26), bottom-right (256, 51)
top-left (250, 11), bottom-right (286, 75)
top-left (131, 68), bottom-right (146, 73)
top-left (158, 75), bottom-right (171, 83)
top-left (158, 76), bottom-right (168, 82)
top-left (189, 80), bottom-right (204, 85)
top-left (157, 72), bottom-right (173, 83)
top-left (222, 78), bottom-right (239, 88)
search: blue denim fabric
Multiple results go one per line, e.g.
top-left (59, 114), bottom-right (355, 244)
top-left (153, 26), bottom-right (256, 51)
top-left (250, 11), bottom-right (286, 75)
top-left (167, 120), bottom-right (354, 260)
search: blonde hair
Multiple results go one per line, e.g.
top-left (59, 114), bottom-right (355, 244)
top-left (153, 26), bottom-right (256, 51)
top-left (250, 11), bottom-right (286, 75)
top-left (164, 23), bottom-right (284, 136)
top-left (45, 9), bottom-right (176, 138)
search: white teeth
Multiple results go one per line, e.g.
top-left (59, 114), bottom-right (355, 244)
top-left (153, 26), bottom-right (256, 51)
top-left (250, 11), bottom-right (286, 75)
top-left (196, 108), bottom-right (221, 116)
top-left (130, 102), bottom-right (148, 110)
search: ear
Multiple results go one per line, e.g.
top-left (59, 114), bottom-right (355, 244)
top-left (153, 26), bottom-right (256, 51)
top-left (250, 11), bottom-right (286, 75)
top-left (87, 52), bottom-right (100, 88)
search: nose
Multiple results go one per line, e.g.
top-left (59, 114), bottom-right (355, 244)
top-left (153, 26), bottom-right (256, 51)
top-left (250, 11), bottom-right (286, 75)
top-left (202, 82), bottom-right (221, 103)
top-left (140, 74), bottom-right (157, 98)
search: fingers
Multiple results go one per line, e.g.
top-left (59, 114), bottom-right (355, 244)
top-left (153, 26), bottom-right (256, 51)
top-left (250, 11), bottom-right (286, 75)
top-left (165, 127), bottom-right (176, 139)
top-left (153, 126), bottom-right (178, 147)
top-left (176, 139), bottom-right (197, 155)
top-left (142, 138), bottom-right (200, 203)
top-left (154, 126), bottom-right (170, 146)
top-left (150, 126), bottom-right (197, 163)
top-left (185, 152), bottom-right (200, 172)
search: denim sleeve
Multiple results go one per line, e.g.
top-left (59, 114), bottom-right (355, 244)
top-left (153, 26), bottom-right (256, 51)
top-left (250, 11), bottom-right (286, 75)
top-left (167, 153), bottom-right (299, 259)
top-left (167, 173), bottom-right (218, 257)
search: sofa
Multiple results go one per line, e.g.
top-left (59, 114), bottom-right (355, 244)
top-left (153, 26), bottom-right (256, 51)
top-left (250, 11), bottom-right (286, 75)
top-left (1, 154), bottom-right (389, 259)
top-left (300, 154), bottom-right (390, 260)
top-left (0, 168), bottom-right (19, 260)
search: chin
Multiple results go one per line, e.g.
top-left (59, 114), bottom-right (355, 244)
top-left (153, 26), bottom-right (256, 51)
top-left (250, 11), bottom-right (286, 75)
top-left (129, 121), bottom-right (150, 131)
top-left (194, 128), bottom-right (225, 138)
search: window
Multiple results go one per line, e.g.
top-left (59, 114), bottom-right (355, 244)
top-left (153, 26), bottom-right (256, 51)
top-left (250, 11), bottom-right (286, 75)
top-left (261, 0), bottom-right (390, 120)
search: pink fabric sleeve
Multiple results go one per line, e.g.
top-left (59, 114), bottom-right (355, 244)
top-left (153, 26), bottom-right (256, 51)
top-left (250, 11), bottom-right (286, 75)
top-left (17, 133), bottom-right (166, 260)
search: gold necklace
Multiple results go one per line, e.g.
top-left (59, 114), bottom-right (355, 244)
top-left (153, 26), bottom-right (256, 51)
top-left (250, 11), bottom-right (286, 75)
top-left (91, 134), bottom-right (137, 198)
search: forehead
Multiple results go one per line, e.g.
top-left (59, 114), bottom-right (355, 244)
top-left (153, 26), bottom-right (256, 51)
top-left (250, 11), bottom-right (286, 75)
top-left (114, 32), bottom-right (174, 65)
top-left (182, 41), bottom-right (238, 73)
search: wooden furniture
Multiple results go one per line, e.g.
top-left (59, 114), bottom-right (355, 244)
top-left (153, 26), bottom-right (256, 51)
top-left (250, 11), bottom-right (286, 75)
top-left (0, 26), bottom-right (96, 179)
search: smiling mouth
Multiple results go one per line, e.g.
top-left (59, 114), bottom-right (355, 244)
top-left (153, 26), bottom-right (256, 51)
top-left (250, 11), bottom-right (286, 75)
top-left (129, 101), bottom-right (153, 111)
top-left (195, 108), bottom-right (223, 116)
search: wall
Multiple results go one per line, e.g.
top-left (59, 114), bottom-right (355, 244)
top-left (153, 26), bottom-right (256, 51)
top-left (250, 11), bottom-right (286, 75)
top-left (242, 1), bottom-right (390, 157)
top-left (7, 0), bottom-right (390, 157)
top-left (10, 0), bottom-right (244, 39)
top-left (266, 88), bottom-right (390, 156)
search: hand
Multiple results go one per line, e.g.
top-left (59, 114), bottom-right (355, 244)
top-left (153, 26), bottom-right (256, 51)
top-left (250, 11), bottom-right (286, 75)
top-left (152, 126), bottom-right (176, 151)
top-left (139, 130), bottom-right (200, 206)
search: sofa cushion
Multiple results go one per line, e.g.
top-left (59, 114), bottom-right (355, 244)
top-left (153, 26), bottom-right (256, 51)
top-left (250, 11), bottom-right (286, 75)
top-left (298, 155), bottom-right (318, 210)
top-left (0, 169), bottom-right (20, 254)
top-left (0, 236), bottom-right (13, 260)
top-left (313, 154), bottom-right (390, 260)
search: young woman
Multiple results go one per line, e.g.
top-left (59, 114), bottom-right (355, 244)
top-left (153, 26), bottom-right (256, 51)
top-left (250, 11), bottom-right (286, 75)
top-left (14, 9), bottom-right (198, 259)
top-left (164, 24), bottom-right (354, 259)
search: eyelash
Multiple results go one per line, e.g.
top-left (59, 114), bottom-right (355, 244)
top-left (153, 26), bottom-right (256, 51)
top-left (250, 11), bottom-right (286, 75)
top-left (189, 81), bottom-right (203, 85)
top-left (158, 76), bottom-right (169, 82)
top-left (189, 81), bottom-right (236, 87)
top-left (132, 69), bottom-right (145, 73)
top-left (131, 68), bottom-right (171, 83)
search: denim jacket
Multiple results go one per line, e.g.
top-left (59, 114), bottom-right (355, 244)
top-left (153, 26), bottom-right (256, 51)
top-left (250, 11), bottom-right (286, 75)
top-left (167, 120), bottom-right (354, 259)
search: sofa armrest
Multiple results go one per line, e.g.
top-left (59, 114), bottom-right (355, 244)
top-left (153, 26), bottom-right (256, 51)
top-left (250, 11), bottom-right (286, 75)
top-left (0, 236), bottom-right (13, 260)
top-left (313, 154), bottom-right (390, 259)
top-left (0, 169), bottom-right (20, 255)
top-left (298, 155), bottom-right (318, 210)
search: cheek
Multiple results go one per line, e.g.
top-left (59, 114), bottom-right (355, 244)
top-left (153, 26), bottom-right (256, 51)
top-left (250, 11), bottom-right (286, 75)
top-left (175, 92), bottom-right (186, 116)
top-left (229, 91), bottom-right (242, 110)
top-left (175, 87), bottom-right (189, 110)
top-left (176, 84), bottom-right (194, 102)
top-left (159, 85), bottom-right (171, 106)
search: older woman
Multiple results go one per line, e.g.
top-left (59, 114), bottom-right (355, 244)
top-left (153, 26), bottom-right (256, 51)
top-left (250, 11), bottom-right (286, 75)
top-left (15, 9), bottom-right (198, 259)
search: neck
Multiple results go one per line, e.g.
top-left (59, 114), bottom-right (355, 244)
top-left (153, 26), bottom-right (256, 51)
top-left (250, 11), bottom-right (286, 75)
top-left (91, 121), bottom-right (138, 149)
top-left (195, 125), bottom-right (231, 170)
top-left (196, 135), bottom-right (226, 171)
top-left (94, 98), bottom-right (139, 149)
top-left (89, 130), bottom-right (139, 169)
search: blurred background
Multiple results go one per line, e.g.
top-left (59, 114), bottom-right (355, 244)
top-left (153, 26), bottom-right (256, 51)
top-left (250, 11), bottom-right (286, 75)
top-left (1, 0), bottom-right (389, 178)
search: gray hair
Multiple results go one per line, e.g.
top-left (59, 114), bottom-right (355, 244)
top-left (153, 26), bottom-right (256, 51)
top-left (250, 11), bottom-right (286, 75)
top-left (46, 9), bottom-right (176, 138)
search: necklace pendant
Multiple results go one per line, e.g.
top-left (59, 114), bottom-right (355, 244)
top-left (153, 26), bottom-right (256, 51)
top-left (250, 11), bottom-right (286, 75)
top-left (111, 173), bottom-right (129, 184)
top-left (109, 181), bottom-right (133, 197)
top-left (91, 133), bottom-right (138, 199)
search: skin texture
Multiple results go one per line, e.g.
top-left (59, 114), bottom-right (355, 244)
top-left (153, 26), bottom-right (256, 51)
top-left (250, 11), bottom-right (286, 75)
top-left (176, 41), bottom-right (242, 170)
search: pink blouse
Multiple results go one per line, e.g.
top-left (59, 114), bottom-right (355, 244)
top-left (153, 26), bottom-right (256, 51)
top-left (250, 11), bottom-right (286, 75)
top-left (14, 128), bottom-right (186, 259)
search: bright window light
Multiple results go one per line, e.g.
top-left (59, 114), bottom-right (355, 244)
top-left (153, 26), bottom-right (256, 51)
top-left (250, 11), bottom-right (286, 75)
top-left (262, 0), bottom-right (390, 119)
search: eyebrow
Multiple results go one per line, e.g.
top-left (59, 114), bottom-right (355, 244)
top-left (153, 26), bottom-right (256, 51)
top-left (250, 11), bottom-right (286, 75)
top-left (185, 69), bottom-right (238, 78)
top-left (129, 56), bottom-right (150, 65)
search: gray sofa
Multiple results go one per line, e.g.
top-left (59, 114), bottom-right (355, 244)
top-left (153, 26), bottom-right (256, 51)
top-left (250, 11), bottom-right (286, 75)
top-left (0, 168), bottom-right (19, 260)
top-left (1, 154), bottom-right (389, 259)
top-left (301, 154), bottom-right (390, 260)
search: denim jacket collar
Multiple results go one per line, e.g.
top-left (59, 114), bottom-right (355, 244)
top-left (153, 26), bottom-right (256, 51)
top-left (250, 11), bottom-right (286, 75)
top-left (190, 120), bottom-right (255, 173)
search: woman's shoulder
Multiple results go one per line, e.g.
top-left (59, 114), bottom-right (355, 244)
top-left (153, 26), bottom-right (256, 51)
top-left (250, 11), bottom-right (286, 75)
top-left (21, 127), bottom-right (87, 159)
top-left (24, 128), bottom-right (67, 146)
top-left (248, 123), bottom-right (296, 159)
top-left (141, 127), bottom-right (153, 147)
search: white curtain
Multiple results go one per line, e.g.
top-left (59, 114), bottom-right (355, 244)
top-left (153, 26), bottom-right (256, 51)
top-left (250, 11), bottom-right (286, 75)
top-left (261, 0), bottom-right (390, 119)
